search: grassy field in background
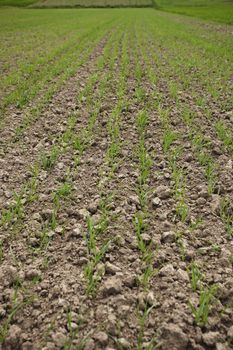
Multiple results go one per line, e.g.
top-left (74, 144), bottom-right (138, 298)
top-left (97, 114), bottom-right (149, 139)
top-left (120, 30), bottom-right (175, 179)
top-left (159, 3), bottom-right (233, 24)
top-left (0, 0), bottom-right (153, 7)
top-left (32, 0), bottom-right (152, 7)
top-left (155, 0), bottom-right (233, 24)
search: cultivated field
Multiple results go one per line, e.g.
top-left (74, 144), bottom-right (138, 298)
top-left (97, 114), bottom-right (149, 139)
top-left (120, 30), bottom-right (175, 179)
top-left (32, 0), bottom-right (153, 8)
top-left (0, 5), bottom-right (233, 350)
top-left (155, 0), bottom-right (233, 25)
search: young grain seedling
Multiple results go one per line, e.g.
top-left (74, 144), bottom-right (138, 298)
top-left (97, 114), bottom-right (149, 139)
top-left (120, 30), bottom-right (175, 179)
top-left (188, 262), bottom-right (202, 291)
top-left (64, 310), bottom-right (87, 350)
top-left (175, 198), bottom-right (189, 223)
top-left (0, 296), bottom-right (34, 344)
top-left (219, 197), bottom-right (233, 237)
top-left (136, 111), bottom-right (152, 208)
top-left (53, 181), bottom-right (73, 207)
top-left (0, 240), bottom-right (3, 263)
top-left (137, 305), bottom-right (155, 350)
top-left (190, 285), bottom-right (217, 327)
top-left (215, 121), bottom-right (233, 157)
top-left (133, 212), bottom-right (146, 253)
top-left (141, 250), bottom-right (155, 288)
top-left (1, 192), bottom-right (24, 227)
top-left (84, 239), bottom-right (111, 295)
top-left (41, 146), bottom-right (59, 171)
top-left (162, 129), bottom-right (177, 154)
top-left (26, 164), bottom-right (39, 203)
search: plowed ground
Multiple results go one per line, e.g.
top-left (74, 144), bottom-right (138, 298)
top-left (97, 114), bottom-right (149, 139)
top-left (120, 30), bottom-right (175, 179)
top-left (0, 7), bottom-right (233, 350)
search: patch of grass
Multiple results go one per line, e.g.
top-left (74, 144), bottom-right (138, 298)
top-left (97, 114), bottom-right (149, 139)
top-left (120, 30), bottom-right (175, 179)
top-left (161, 4), bottom-right (233, 25)
top-left (156, 0), bottom-right (233, 24)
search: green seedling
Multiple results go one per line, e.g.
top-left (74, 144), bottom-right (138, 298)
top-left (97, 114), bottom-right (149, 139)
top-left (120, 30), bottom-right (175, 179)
top-left (188, 262), bottom-right (202, 291)
top-left (39, 229), bottom-right (50, 250)
top-left (219, 197), bottom-right (233, 237)
top-left (177, 237), bottom-right (186, 261)
top-left (158, 105), bottom-right (170, 128)
top-left (53, 182), bottom-right (73, 203)
top-left (182, 107), bottom-right (194, 127)
top-left (141, 250), bottom-right (155, 288)
top-left (197, 151), bottom-right (217, 194)
top-left (135, 86), bottom-right (146, 102)
top-left (168, 147), bottom-right (182, 173)
top-left (190, 285), bottom-right (217, 326)
top-left (26, 165), bottom-right (39, 203)
top-left (0, 296), bottom-right (34, 344)
top-left (41, 146), bottom-right (59, 170)
top-left (135, 62), bottom-right (143, 81)
top-left (0, 240), bottom-right (3, 262)
top-left (1, 192), bottom-right (24, 226)
top-left (64, 311), bottom-right (86, 350)
top-left (189, 217), bottom-right (203, 233)
top-left (137, 305), bottom-right (155, 350)
top-left (175, 198), bottom-right (189, 223)
top-left (133, 212), bottom-right (146, 253)
top-left (138, 142), bottom-right (152, 185)
top-left (215, 121), bottom-right (233, 156)
top-left (86, 216), bottom-right (97, 254)
top-left (193, 133), bottom-right (211, 153)
top-left (169, 81), bottom-right (178, 100)
top-left (211, 244), bottom-right (221, 253)
top-left (73, 133), bottom-right (86, 155)
top-left (137, 110), bottom-right (148, 133)
top-left (84, 240), bottom-right (110, 294)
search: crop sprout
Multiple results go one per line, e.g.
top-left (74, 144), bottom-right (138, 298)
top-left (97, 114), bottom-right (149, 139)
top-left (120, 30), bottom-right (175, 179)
top-left (137, 305), bottom-right (156, 350)
top-left (189, 285), bottom-right (217, 327)
top-left (188, 262), bottom-right (202, 291)
top-left (41, 146), bottom-right (60, 171)
top-left (219, 197), bottom-right (233, 237)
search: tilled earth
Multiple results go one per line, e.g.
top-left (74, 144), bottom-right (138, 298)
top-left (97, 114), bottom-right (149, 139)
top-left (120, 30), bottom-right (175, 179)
top-left (0, 8), bottom-right (233, 350)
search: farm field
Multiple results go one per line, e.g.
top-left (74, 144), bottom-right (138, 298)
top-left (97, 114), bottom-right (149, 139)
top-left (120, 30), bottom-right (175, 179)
top-left (0, 0), bottom-right (153, 7)
top-left (32, 0), bottom-right (153, 8)
top-left (156, 0), bottom-right (233, 25)
top-left (0, 6), bottom-right (233, 350)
